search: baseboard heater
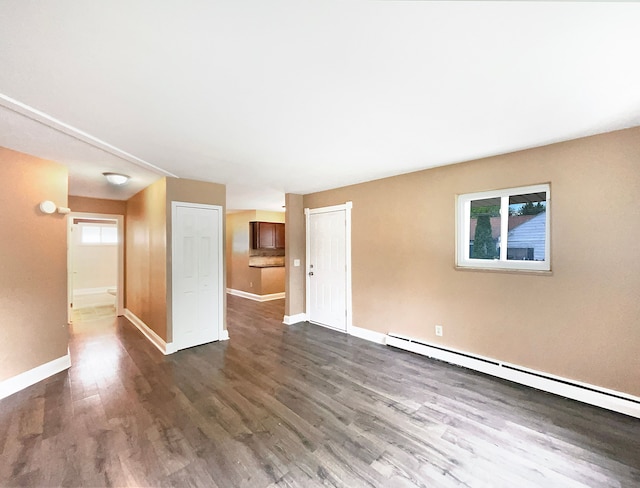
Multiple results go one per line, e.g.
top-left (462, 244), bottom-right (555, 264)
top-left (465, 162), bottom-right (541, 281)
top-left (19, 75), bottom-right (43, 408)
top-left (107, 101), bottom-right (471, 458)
top-left (385, 333), bottom-right (640, 419)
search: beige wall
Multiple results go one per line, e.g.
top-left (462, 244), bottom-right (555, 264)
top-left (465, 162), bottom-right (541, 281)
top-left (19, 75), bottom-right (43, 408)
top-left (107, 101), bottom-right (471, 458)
top-left (68, 195), bottom-right (127, 215)
top-left (71, 224), bottom-right (117, 290)
top-left (255, 210), bottom-right (286, 223)
top-left (302, 127), bottom-right (640, 396)
top-left (226, 210), bottom-right (285, 296)
top-left (255, 210), bottom-right (286, 296)
top-left (166, 177), bottom-right (226, 340)
top-left (126, 178), bottom-right (168, 340)
top-left (0, 147), bottom-right (69, 382)
top-left (261, 267), bottom-right (286, 295)
top-left (126, 177), bottom-right (227, 343)
top-left (285, 194), bottom-right (305, 317)
top-left (227, 211), bottom-right (263, 293)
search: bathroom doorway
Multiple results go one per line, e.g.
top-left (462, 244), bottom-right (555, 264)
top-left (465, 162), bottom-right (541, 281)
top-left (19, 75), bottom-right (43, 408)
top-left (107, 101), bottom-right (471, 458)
top-left (67, 212), bottom-right (124, 323)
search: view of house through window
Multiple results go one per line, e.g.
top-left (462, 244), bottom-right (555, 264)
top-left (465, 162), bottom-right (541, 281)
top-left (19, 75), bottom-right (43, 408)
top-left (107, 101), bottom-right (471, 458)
top-left (507, 192), bottom-right (547, 261)
top-left (459, 184), bottom-right (550, 271)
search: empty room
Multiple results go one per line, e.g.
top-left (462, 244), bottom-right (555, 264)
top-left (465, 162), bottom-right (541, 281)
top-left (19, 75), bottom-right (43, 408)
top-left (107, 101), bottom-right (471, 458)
top-left (1, 1), bottom-right (639, 487)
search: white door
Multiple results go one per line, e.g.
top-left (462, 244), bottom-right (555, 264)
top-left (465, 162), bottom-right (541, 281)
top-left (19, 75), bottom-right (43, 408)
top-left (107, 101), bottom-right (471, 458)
top-left (172, 203), bottom-right (222, 350)
top-left (67, 214), bottom-right (125, 320)
top-left (307, 207), bottom-right (349, 331)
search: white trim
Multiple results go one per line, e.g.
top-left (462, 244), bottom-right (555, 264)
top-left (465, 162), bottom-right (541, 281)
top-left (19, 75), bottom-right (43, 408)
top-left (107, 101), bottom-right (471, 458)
top-left (171, 202), bottom-right (225, 348)
top-left (309, 320), bottom-right (347, 333)
top-left (304, 201), bottom-right (353, 333)
top-left (345, 203), bottom-right (353, 334)
top-left (350, 326), bottom-right (387, 345)
top-left (69, 212), bottom-right (125, 317)
top-left (283, 313), bottom-right (307, 325)
top-left (220, 329), bottom-right (230, 341)
top-left (73, 286), bottom-right (116, 296)
top-left (0, 354), bottom-right (71, 400)
top-left (226, 288), bottom-right (286, 302)
top-left (304, 201), bottom-right (353, 215)
top-left (386, 334), bottom-right (640, 419)
top-left (124, 309), bottom-right (177, 355)
top-left (0, 92), bottom-right (176, 177)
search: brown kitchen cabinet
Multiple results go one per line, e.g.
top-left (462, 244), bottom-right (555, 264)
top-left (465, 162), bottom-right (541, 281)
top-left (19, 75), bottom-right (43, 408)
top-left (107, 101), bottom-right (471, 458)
top-left (275, 222), bottom-right (285, 249)
top-left (250, 221), bottom-right (285, 249)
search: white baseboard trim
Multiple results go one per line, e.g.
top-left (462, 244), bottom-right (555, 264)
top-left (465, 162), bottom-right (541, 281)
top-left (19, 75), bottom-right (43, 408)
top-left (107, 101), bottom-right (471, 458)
top-left (350, 326), bottom-right (387, 345)
top-left (0, 354), bottom-right (71, 400)
top-left (283, 313), bottom-right (307, 325)
top-left (220, 329), bottom-right (230, 341)
top-left (124, 309), bottom-right (177, 355)
top-left (73, 286), bottom-right (115, 296)
top-left (227, 288), bottom-right (285, 302)
top-left (386, 334), bottom-right (640, 419)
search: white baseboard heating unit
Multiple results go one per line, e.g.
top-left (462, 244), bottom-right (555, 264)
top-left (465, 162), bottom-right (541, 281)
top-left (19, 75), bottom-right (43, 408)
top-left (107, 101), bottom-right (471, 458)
top-left (385, 333), bottom-right (640, 419)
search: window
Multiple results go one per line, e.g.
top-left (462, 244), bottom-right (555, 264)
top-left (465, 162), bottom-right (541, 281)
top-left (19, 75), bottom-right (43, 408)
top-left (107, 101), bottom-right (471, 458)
top-left (80, 224), bottom-right (118, 244)
top-left (457, 184), bottom-right (550, 271)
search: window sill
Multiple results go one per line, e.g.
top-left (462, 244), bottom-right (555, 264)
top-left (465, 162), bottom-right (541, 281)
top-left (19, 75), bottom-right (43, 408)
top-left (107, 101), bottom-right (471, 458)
top-left (454, 265), bottom-right (553, 276)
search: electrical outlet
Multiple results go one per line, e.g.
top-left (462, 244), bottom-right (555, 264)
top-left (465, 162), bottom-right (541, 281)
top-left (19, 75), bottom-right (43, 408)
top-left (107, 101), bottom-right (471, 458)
top-left (435, 325), bottom-right (443, 337)
top-left (249, 282), bottom-right (253, 288)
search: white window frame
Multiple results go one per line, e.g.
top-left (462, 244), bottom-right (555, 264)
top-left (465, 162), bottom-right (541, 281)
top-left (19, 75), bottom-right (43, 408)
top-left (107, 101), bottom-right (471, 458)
top-left (79, 223), bottom-right (118, 245)
top-left (456, 183), bottom-right (551, 272)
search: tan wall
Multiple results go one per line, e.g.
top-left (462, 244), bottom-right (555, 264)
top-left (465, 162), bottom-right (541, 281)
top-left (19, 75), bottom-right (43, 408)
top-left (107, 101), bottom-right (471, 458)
top-left (68, 195), bottom-right (127, 215)
top-left (0, 147), bottom-right (69, 382)
top-left (261, 267), bottom-right (286, 295)
top-left (126, 178), bottom-right (168, 340)
top-left (126, 177), bottom-right (227, 342)
top-left (71, 224), bottom-right (118, 290)
top-left (166, 177), bottom-right (226, 339)
top-left (254, 210), bottom-right (285, 296)
top-left (302, 127), bottom-right (640, 396)
top-left (285, 194), bottom-right (305, 317)
top-left (226, 210), bottom-right (286, 296)
top-left (255, 210), bottom-right (286, 223)
top-left (227, 211), bottom-right (263, 294)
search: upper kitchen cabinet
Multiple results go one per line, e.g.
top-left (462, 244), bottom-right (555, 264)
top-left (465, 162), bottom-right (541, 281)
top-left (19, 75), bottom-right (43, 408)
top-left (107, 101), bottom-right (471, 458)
top-left (251, 221), bottom-right (285, 249)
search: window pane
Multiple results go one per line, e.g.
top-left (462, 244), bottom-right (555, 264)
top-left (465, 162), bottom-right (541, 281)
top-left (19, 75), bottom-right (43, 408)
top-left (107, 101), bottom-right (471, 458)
top-left (469, 197), bottom-right (500, 259)
top-left (101, 226), bottom-right (118, 244)
top-left (81, 226), bottom-right (101, 244)
top-left (507, 192), bottom-right (546, 261)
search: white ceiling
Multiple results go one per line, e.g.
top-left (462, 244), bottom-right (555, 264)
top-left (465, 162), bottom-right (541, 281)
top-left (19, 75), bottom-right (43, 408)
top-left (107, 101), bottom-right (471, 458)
top-left (1, 1), bottom-right (639, 211)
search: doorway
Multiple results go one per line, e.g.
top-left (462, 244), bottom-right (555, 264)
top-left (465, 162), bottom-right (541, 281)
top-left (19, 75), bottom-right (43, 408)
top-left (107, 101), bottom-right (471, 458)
top-left (67, 213), bottom-right (125, 323)
top-left (172, 202), bottom-right (224, 350)
top-left (305, 202), bottom-right (352, 332)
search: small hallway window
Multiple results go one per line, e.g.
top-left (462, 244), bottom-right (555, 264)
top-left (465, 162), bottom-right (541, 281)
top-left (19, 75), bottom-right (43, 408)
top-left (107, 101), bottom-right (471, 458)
top-left (80, 224), bottom-right (118, 245)
top-left (457, 184), bottom-right (550, 272)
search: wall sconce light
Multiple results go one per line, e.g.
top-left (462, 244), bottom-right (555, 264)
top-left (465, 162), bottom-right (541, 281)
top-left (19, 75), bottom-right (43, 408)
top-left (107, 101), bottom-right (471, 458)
top-left (39, 201), bottom-right (71, 214)
top-left (103, 172), bottom-right (130, 185)
top-left (39, 200), bottom-right (57, 214)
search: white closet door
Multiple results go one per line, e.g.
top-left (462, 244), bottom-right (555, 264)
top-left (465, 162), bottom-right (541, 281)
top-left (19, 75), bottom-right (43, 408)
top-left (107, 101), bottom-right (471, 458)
top-left (173, 203), bottom-right (222, 350)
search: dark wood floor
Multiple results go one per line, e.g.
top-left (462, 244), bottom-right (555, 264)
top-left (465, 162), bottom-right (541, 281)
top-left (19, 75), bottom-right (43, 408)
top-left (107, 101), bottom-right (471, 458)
top-left (1, 296), bottom-right (639, 487)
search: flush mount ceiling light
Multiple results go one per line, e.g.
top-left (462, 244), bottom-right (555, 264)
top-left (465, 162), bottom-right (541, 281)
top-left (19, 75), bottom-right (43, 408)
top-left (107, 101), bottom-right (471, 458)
top-left (103, 172), bottom-right (130, 185)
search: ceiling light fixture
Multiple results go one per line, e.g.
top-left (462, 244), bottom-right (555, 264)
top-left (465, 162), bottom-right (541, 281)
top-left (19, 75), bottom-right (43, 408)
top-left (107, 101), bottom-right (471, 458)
top-left (103, 172), bottom-right (130, 185)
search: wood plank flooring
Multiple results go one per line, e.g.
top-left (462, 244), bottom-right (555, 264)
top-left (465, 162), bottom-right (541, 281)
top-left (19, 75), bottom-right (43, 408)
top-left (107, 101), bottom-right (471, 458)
top-left (1, 295), bottom-right (639, 487)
